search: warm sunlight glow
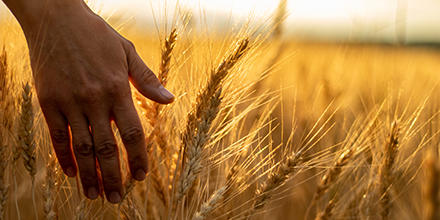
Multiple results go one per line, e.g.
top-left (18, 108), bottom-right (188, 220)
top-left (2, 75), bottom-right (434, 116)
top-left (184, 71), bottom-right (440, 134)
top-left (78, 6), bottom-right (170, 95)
top-left (2, 0), bottom-right (440, 42)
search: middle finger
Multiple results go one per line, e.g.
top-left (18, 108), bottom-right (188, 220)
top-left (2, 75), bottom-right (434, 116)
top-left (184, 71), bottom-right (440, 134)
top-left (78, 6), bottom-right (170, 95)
top-left (89, 110), bottom-right (123, 204)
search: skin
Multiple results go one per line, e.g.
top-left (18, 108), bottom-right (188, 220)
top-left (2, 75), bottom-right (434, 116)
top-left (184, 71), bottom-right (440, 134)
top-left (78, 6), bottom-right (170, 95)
top-left (1, 0), bottom-right (174, 203)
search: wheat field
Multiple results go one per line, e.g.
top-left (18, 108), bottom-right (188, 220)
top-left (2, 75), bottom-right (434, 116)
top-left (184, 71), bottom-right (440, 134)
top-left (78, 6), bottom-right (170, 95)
top-left (1, 1), bottom-right (440, 220)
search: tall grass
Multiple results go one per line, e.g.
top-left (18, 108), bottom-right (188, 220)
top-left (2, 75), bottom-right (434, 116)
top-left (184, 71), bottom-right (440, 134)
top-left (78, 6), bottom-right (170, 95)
top-left (1, 1), bottom-right (440, 219)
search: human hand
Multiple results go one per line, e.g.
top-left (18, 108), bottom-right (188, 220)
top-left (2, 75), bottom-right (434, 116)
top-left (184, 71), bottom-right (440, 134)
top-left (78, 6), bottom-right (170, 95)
top-left (16, 1), bottom-right (174, 203)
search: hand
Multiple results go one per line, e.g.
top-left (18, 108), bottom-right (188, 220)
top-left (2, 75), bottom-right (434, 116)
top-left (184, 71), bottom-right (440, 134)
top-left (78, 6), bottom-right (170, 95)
top-left (19, 1), bottom-right (174, 203)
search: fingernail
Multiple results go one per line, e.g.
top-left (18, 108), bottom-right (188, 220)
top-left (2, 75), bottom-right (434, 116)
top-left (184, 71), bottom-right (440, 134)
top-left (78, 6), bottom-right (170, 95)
top-left (159, 86), bottom-right (175, 100)
top-left (88, 187), bottom-right (98, 199)
top-left (135, 169), bottom-right (146, 181)
top-left (108, 191), bottom-right (121, 204)
top-left (66, 167), bottom-right (76, 177)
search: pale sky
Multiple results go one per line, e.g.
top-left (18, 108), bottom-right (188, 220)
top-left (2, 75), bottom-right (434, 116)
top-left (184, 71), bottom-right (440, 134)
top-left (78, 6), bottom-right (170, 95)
top-left (2, 0), bottom-right (440, 43)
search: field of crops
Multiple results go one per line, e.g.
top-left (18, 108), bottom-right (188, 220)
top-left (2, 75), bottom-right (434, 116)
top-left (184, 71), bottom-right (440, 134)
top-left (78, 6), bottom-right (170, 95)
top-left (1, 1), bottom-right (440, 219)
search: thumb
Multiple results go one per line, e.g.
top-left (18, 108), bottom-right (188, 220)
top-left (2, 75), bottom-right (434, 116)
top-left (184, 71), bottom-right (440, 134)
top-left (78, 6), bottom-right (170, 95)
top-left (126, 43), bottom-right (175, 104)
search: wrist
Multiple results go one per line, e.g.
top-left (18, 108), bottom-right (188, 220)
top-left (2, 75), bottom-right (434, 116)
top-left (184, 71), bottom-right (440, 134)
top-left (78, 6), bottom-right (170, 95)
top-left (3, 0), bottom-right (87, 34)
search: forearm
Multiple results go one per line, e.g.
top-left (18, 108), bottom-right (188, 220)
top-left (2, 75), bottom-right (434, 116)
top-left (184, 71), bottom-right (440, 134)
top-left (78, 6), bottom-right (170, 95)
top-left (2, 0), bottom-right (88, 34)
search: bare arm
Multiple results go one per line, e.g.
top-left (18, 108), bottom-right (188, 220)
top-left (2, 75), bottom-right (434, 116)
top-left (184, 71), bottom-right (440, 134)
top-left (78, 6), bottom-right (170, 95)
top-left (2, 0), bottom-right (174, 203)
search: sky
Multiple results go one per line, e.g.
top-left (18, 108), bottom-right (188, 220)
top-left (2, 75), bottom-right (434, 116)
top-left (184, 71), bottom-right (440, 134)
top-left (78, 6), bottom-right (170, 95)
top-left (2, 0), bottom-right (440, 43)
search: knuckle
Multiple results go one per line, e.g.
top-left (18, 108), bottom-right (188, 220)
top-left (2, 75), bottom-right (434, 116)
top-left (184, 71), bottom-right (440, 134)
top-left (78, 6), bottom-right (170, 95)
top-left (38, 95), bottom-right (57, 108)
top-left (73, 141), bottom-right (94, 157)
top-left (107, 79), bottom-right (130, 97)
top-left (51, 128), bottom-right (70, 146)
top-left (124, 39), bottom-right (136, 50)
top-left (95, 141), bottom-right (119, 159)
top-left (121, 126), bottom-right (144, 146)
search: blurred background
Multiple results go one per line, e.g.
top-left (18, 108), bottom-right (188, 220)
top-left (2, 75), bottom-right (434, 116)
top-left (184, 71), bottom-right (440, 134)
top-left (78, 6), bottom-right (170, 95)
top-left (2, 0), bottom-right (440, 44)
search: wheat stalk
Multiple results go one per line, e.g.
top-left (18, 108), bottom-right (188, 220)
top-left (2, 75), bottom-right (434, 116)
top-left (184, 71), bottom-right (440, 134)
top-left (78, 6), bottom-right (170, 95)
top-left (43, 153), bottom-right (58, 220)
top-left (379, 121), bottom-right (400, 220)
top-left (245, 149), bottom-right (304, 220)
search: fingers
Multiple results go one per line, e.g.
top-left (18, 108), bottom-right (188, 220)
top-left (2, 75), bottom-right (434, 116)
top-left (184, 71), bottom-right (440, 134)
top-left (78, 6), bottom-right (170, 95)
top-left (68, 114), bottom-right (100, 200)
top-left (43, 108), bottom-right (77, 178)
top-left (113, 99), bottom-right (148, 181)
top-left (89, 112), bottom-right (123, 204)
top-left (125, 42), bottom-right (175, 104)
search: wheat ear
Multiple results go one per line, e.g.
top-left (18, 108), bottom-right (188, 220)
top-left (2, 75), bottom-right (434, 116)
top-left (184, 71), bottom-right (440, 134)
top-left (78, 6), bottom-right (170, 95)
top-left (192, 186), bottom-right (226, 220)
top-left (0, 46), bottom-right (16, 131)
top-left (158, 28), bottom-right (177, 86)
top-left (379, 121), bottom-right (400, 220)
top-left (245, 149), bottom-right (304, 220)
top-left (20, 82), bottom-right (37, 179)
top-left (20, 82), bottom-right (39, 220)
top-left (1, 47), bottom-right (21, 220)
top-left (43, 153), bottom-right (58, 220)
top-left (425, 153), bottom-right (440, 220)
top-left (315, 199), bottom-right (336, 220)
top-left (149, 28), bottom-right (177, 160)
top-left (314, 148), bottom-right (354, 202)
top-left (178, 38), bottom-right (249, 202)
